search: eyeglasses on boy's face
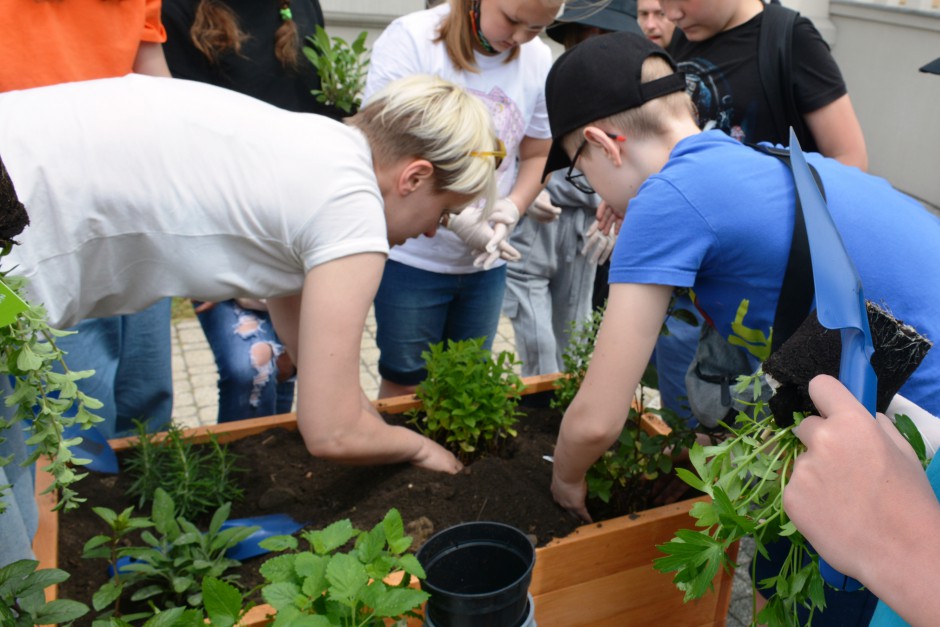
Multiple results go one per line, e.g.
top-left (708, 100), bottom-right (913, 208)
top-left (470, 138), bottom-right (507, 170)
top-left (564, 132), bottom-right (625, 195)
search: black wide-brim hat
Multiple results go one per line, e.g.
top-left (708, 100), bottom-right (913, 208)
top-left (547, 0), bottom-right (643, 43)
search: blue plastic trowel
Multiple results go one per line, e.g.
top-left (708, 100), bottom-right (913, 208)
top-left (788, 128), bottom-right (877, 591)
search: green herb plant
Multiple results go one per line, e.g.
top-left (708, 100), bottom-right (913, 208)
top-left (653, 372), bottom-right (934, 626)
top-left (551, 307), bottom-right (604, 413)
top-left (83, 488), bottom-right (257, 623)
top-left (0, 559), bottom-right (89, 626)
top-left (303, 26), bottom-right (369, 114)
top-left (125, 422), bottom-right (244, 519)
top-left (408, 337), bottom-right (524, 464)
top-left (258, 508), bottom-right (428, 627)
top-left (0, 264), bottom-right (104, 513)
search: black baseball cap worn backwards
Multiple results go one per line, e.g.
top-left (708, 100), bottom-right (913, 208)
top-left (542, 32), bottom-right (686, 180)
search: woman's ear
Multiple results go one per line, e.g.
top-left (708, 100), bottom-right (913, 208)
top-left (399, 159), bottom-right (434, 195)
top-left (584, 127), bottom-right (624, 167)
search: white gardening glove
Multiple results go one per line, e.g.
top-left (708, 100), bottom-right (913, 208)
top-left (447, 198), bottom-right (521, 270)
top-left (581, 218), bottom-right (617, 265)
top-left (527, 190), bottom-right (562, 224)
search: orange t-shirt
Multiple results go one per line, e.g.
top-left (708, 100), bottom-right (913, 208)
top-left (0, 0), bottom-right (167, 91)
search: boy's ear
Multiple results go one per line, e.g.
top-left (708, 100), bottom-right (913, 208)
top-left (399, 159), bottom-right (434, 195)
top-left (584, 126), bottom-right (624, 167)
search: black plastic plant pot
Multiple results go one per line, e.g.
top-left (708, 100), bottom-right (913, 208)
top-left (417, 521), bottom-right (536, 627)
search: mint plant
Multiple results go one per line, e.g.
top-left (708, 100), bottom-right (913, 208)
top-left (408, 337), bottom-right (524, 464)
top-left (258, 508), bottom-right (428, 626)
top-left (0, 264), bottom-right (104, 513)
top-left (303, 26), bottom-right (369, 114)
top-left (125, 422), bottom-right (244, 519)
top-left (0, 559), bottom-right (89, 626)
top-left (83, 488), bottom-right (257, 621)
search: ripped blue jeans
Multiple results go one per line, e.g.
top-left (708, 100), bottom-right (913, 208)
top-left (195, 300), bottom-right (295, 423)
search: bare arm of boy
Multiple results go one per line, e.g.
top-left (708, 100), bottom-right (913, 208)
top-left (508, 136), bottom-right (551, 214)
top-left (551, 282), bottom-right (673, 521)
top-left (803, 94), bottom-right (868, 171)
top-left (275, 253), bottom-right (464, 473)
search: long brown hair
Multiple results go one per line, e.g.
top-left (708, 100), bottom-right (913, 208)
top-left (190, 0), bottom-right (300, 69)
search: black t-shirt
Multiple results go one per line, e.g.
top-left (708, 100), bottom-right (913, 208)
top-left (162, 0), bottom-right (344, 119)
top-left (668, 10), bottom-right (846, 146)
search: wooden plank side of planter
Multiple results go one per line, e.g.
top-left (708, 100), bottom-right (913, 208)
top-left (33, 460), bottom-right (59, 602)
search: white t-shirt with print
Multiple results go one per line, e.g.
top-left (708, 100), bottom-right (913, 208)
top-left (0, 74), bottom-right (389, 329)
top-left (363, 3), bottom-right (553, 274)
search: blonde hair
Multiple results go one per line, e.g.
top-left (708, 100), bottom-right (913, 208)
top-left (437, 0), bottom-right (563, 73)
top-left (348, 74), bottom-right (498, 212)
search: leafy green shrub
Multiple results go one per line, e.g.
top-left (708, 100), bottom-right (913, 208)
top-left (408, 337), bottom-right (524, 464)
top-left (303, 26), bottom-right (369, 114)
top-left (0, 559), bottom-right (89, 626)
top-left (586, 400), bottom-right (696, 514)
top-left (551, 307), bottom-right (604, 412)
top-left (258, 508), bottom-right (428, 626)
top-left (125, 422), bottom-right (244, 519)
top-left (83, 488), bottom-right (257, 622)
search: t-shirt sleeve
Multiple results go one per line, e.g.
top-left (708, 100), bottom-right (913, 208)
top-left (523, 45), bottom-right (553, 140)
top-left (142, 0), bottom-right (168, 43)
top-left (608, 178), bottom-right (717, 288)
top-left (792, 17), bottom-right (846, 114)
top-left (293, 186), bottom-right (389, 273)
top-left (362, 19), bottom-right (425, 103)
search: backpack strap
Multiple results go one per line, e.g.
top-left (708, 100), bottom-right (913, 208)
top-left (748, 143), bottom-right (824, 353)
top-left (758, 3), bottom-right (817, 152)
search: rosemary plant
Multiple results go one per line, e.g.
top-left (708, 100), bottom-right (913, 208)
top-left (125, 423), bottom-right (244, 520)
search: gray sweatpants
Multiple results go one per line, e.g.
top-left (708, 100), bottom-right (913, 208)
top-left (503, 208), bottom-right (597, 376)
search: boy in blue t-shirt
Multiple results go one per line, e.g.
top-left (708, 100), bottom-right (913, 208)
top-left (542, 28), bottom-right (940, 563)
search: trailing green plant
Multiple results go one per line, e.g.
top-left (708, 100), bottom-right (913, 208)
top-left (124, 421), bottom-right (244, 519)
top-left (652, 371), bottom-right (933, 626)
top-left (302, 26), bottom-right (369, 114)
top-left (0, 559), bottom-right (89, 626)
top-left (0, 262), bottom-right (105, 513)
top-left (83, 488), bottom-right (257, 623)
top-left (407, 337), bottom-right (524, 464)
top-left (258, 508), bottom-right (428, 627)
top-left (585, 394), bottom-right (696, 514)
top-left (551, 307), bottom-right (604, 413)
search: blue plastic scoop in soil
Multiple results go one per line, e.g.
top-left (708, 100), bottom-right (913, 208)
top-left (109, 513), bottom-right (306, 576)
top-left (789, 128), bottom-right (877, 591)
top-left (221, 513), bottom-right (306, 560)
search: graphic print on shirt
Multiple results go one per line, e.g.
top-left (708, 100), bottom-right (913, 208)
top-left (693, 293), bottom-right (773, 361)
top-left (467, 85), bottom-right (526, 192)
top-left (677, 58), bottom-right (750, 143)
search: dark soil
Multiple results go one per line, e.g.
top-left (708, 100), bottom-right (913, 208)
top-left (56, 406), bottom-right (593, 618)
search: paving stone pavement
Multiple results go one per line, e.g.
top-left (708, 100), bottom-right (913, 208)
top-left (169, 309), bottom-right (754, 625)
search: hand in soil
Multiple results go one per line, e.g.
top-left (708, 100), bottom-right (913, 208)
top-left (551, 472), bottom-right (592, 523)
top-left (411, 437), bottom-right (464, 474)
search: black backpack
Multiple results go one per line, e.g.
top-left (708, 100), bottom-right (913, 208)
top-left (758, 1), bottom-right (819, 152)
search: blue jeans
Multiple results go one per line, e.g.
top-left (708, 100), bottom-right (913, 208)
top-left (54, 299), bottom-right (173, 438)
top-left (374, 260), bottom-right (507, 385)
top-left (196, 300), bottom-right (295, 423)
top-left (0, 377), bottom-right (38, 567)
top-left (652, 292), bottom-right (701, 425)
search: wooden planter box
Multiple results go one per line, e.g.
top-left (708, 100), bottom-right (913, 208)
top-left (35, 373), bottom-right (736, 626)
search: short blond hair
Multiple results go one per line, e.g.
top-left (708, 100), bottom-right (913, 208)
top-left (348, 74), bottom-right (498, 211)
